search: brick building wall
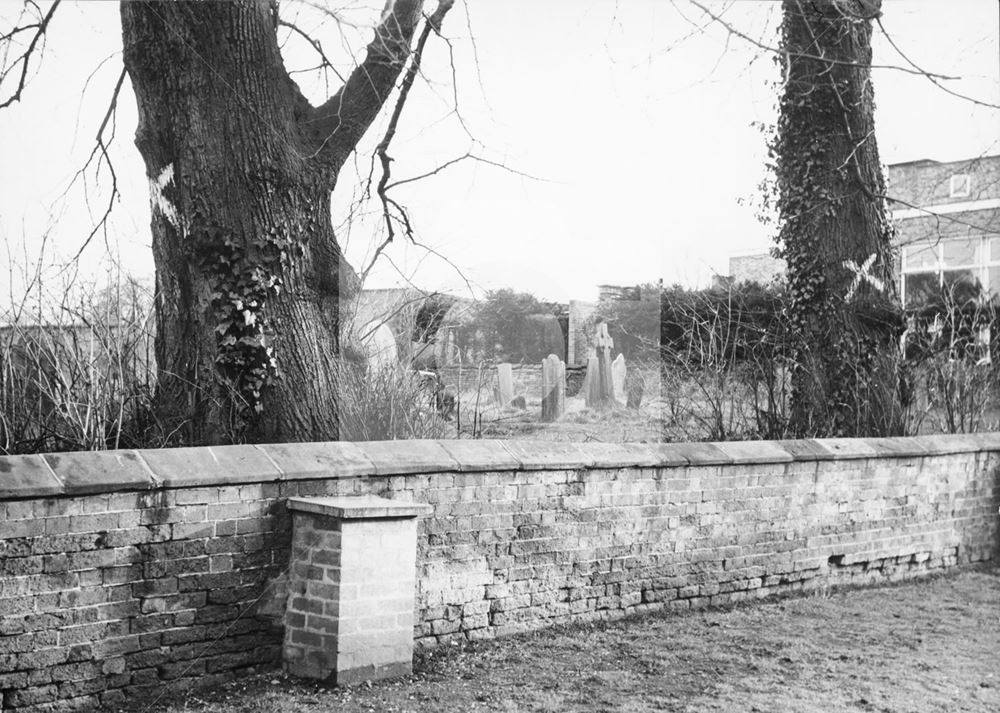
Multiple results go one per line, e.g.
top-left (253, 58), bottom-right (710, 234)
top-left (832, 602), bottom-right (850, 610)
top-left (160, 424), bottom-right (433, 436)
top-left (888, 155), bottom-right (1000, 248)
top-left (1, 436), bottom-right (999, 711)
top-left (887, 155), bottom-right (1000, 210)
top-left (887, 155), bottom-right (1000, 304)
top-left (723, 155), bottom-right (1000, 292)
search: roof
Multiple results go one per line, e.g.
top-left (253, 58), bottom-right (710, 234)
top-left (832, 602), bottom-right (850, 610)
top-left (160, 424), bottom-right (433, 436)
top-left (888, 154), bottom-right (1000, 169)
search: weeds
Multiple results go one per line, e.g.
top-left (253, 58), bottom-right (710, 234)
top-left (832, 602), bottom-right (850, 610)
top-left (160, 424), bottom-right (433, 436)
top-left (334, 357), bottom-right (450, 441)
top-left (0, 272), bottom-right (157, 454)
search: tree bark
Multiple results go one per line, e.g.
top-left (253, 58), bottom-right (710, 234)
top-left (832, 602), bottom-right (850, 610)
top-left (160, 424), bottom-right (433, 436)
top-left (775, 0), bottom-right (904, 437)
top-left (120, 0), bottom-right (427, 443)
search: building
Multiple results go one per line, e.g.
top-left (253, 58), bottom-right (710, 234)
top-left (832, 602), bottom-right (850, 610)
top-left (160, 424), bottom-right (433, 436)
top-left (724, 154), bottom-right (1000, 307)
top-left (889, 154), bottom-right (1000, 306)
top-left (726, 253), bottom-right (786, 286)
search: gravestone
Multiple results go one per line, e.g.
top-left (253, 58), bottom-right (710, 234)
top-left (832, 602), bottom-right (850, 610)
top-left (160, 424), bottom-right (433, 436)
top-left (541, 354), bottom-right (566, 422)
top-left (626, 376), bottom-right (644, 409)
top-left (497, 362), bottom-right (514, 406)
top-left (595, 323), bottom-right (614, 406)
top-left (612, 354), bottom-right (626, 407)
top-left (584, 356), bottom-right (601, 408)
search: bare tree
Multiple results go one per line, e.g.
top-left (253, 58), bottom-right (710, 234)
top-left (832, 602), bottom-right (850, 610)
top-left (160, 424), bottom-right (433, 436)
top-left (107, 0), bottom-right (451, 444)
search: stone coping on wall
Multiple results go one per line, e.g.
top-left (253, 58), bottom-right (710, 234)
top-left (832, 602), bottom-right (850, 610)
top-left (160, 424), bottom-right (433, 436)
top-left (2, 432), bottom-right (1000, 500)
top-left (286, 494), bottom-right (434, 519)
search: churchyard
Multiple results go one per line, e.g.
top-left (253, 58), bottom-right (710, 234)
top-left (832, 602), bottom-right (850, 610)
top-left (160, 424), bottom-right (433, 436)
top-left (1, 2), bottom-right (998, 710)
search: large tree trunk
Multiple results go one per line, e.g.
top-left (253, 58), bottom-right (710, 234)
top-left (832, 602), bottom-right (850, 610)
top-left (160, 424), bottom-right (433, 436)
top-left (120, 0), bottom-right (427, 443)
top-left (775, 0), bottom-right (904, 437)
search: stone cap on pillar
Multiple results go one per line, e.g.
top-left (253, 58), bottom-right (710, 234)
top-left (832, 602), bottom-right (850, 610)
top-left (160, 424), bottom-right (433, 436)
top-left (286, 495), bottom-right (432, 520)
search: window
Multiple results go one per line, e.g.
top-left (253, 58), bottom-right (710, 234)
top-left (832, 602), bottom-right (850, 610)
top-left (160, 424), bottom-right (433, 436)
top-left (949, 173), bottom-right (971, 198)
top-left (900, 235), bottom-right (1000, 306)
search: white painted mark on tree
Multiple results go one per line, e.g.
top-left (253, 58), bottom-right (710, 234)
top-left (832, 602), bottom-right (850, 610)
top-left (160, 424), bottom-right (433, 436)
top-left (149, 163), bottom-right (179, 228)
top-left (843, 253), bottom-right (884, 300)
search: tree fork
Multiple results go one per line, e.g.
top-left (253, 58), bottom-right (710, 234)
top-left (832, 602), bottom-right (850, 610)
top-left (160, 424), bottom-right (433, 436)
top-left (121, 0), bottom-right (447, 444)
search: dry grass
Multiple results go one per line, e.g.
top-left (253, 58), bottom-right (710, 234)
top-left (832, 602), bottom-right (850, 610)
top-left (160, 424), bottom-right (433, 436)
top-left (141, 565), bottom-right (999, 713)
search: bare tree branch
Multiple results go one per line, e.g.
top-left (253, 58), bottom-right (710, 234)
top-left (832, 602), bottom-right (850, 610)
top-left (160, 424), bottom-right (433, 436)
top-left (884, 195), bottom-right (1000, 238)
top-left (685, 0), bottom-right (962, 80)
top-left (370, 1), bottom-right (456, 244)
top-left (305, 0), bottom-right (427, 169)
top-left (385, 151), bottom-right (547, 190)
top-left (874, 16), bottom-right (1000, 110)
top-left (64, 67), bottom-right (127, 265)
top-left (278, 17), bottom-right (346, 83)
top-left (0, 0), bottom-right (61, 109)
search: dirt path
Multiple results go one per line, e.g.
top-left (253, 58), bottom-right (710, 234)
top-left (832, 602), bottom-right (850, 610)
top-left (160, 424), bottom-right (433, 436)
top-left (153, 566), bottom-right (999, 713)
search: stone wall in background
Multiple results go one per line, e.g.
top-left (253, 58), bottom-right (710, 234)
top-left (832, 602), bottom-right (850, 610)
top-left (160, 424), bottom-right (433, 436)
top-left (728, 254), bottom-right (787, 285)
top-left (1, 435), bottom-right (998, 711)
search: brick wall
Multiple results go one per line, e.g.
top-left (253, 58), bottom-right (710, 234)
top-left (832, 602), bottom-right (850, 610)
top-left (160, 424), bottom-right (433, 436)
top-left (887, 155), bottom-right (1000, 208)
top-left (888, 155), bottom-right (1000, 250)
top-left (1, 436), bottom-right (999, 711)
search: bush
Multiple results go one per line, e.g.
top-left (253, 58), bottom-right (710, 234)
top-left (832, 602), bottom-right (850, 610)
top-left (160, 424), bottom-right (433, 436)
top-left (901, 281), bottom-right (1000, 434)
top-left (450, 289), bottom-right (564, 364)
top-left (334, 359), bottom-right (450, 441)
top-left (1, 274), bottom-right (158, 454)
top-left (655, 282), bottom-right (793, 441)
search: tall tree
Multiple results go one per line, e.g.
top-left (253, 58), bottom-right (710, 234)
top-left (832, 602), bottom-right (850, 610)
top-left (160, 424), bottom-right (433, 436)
top-left (773, 0), bottom-right (903, 437)
top-left (118, 0), bottom-right (451, 443)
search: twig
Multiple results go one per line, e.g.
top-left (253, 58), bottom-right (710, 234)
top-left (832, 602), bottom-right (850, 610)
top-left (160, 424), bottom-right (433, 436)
top-left (875, 16), bottom-right (1000, 110)
top-left (685, 0), bottom-right (963, 80)
top-left (278, 18), bottom-right (347, 83)
top-left (0, 0), bottom-right (62, 109)
top-left (371, 0), bottom-right (456, 244)
top-left (64, 66), bottom-right (127, 265)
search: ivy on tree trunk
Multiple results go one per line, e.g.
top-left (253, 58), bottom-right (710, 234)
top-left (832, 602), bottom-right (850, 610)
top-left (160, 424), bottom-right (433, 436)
top-left (773, 0), bottom-right (904, 437)
top-left (120, 0), bottom-right (440, 444)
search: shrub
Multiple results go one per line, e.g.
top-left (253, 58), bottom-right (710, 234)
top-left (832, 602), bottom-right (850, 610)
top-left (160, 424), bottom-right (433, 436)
top-left (450, 289), bottom-right (564, 364)
top-left (901, 281), bottom-right (999, 434)
top-left (0, 274), bottom-right (158, 454)
top-left (334, 359), bottom-right (450, 441)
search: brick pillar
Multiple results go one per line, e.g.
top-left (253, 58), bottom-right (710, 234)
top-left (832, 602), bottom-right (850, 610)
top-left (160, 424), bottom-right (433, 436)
top-left (283, 496), bottom-right (431, 684)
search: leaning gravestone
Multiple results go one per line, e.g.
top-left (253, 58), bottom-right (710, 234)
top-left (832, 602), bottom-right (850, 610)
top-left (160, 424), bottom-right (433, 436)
top-left (612, 354), bottom-right (627, 407)
top-left (541, 354), bottom-right (566, 422)
top-left (497, 362), bottom-right (514, 406)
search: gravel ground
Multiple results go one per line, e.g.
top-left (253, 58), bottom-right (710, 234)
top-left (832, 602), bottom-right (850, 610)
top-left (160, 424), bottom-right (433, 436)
top-left (143, 564), bottom-right (999, 713)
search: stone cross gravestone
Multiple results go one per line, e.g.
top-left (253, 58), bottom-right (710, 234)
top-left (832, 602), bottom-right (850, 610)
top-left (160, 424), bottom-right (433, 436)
top-left (541, 354), bottom-right (566, 422)
top-left (496, 362), bottom-right (514, 406)
top-left (595, 323), bottom-right (614, 406)
top-left (612, 354), bottom-right (626, 407)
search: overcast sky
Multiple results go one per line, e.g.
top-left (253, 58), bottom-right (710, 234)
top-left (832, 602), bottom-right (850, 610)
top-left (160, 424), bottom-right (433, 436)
top-left (1, 0), bottom-right (998, 308)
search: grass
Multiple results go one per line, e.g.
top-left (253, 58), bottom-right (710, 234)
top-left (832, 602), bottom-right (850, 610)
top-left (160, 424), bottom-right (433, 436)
top-left (140, 564), bottom-right (999, 713)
